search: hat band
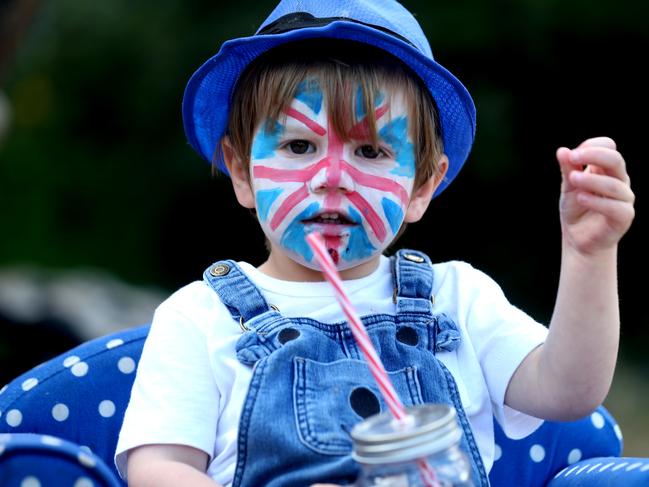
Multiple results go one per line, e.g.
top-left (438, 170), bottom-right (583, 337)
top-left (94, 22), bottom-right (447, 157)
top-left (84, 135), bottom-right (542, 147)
top-left (258, 12), bottom-right (418, 50)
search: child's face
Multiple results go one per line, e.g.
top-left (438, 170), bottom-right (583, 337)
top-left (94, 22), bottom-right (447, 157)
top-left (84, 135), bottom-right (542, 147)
top-left (248, 80), bottom-right (418, 272)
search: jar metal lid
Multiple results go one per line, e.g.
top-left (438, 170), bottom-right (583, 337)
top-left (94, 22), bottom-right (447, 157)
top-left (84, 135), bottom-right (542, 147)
top-left (351, 404), bottom-right (462, 465)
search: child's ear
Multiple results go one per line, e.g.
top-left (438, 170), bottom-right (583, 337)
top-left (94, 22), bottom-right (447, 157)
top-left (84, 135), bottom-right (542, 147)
top-left (404, 154), bottom-right (449, 223)
top-left (222, 137), bottom-right (256, 210)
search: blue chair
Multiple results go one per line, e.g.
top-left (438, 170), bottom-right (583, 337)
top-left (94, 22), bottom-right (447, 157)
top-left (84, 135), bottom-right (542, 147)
top-left (1, 324), bottom-right (647, 486)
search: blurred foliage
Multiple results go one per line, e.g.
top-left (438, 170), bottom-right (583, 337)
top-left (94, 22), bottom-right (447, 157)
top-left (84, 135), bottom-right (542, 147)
top-left (1, 1), bottom-right (647, 339)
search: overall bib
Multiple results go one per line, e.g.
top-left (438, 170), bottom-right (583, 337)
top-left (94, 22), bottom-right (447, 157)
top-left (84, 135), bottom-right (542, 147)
top-left (203, 250), bottom-right (489, 486)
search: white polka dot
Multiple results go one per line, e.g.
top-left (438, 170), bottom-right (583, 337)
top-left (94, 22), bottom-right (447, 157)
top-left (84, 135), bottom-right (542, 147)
top-left (118, 356), bottom-right (136, 374)
top-left (568, 448), bottom-right (582, 464)
top-left (41, 435), bottom-right (63, 446)
top-left (106, 338), bottom-right (124, 349)
top-left (591, 411), bottom-right (605, 429)
top-left (614, 423), bottom-right (623, 440)
top-left (74, 478), bottom-right (94, 487)
top-left (98, 400), bottom-right (115, 418)
top-left (0, 385), bottom-right (8, 395)
top-left (6, 409), bottom-right (22, 427)
top-left (529, 444), bottom-right (545, 462)
top-left (21, 378), bottom-right (38, 391)
top-left (63, 355), bottom-right (81, 368)
top-left (493, 443), bottom-right (502, 461)
top-left (71, 362), bottom-right (89, 377)
top-left (78, 451), bottom-right (96, 467)
top-left (21, 477), bottom-right (41, 487)
top-left (52, 403), bottom-right (69, 422)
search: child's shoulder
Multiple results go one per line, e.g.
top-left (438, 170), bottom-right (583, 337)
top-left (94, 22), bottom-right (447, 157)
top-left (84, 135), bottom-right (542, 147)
top-left (150, 279), bottom-right (242, 338)
top-left (431, 259), bottom-right (482, 280)
top-left (155, 279), bottom-right (226, 320)
top-left (430, 259), bottom-right (503, 296)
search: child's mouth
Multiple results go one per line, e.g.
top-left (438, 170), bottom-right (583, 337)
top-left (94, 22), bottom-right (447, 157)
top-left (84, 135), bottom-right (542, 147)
top-left (303, 212), bottom-right (354, 226)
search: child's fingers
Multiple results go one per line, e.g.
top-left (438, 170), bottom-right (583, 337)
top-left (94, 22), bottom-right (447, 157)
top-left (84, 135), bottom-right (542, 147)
top-left (568, 171), bottom-right (635, 203)
top-left (576, 136), bottom-right (617, 151)
top-left (574, 193), bottom-right (635, 229)
top-left (569, 147), bottom-right (629, 184)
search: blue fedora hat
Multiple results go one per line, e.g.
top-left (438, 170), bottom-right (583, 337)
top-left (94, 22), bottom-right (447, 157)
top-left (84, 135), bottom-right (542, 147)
top-left (182, 0), bottom-right (476, 196)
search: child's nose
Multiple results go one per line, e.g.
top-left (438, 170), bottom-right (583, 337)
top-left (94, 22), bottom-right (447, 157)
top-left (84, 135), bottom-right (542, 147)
top-left (309, 162), bottom-right (355, 194)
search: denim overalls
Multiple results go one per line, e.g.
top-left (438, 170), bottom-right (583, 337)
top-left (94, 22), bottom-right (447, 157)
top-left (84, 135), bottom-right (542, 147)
top-left (203, 249), bottom-right (489, 486)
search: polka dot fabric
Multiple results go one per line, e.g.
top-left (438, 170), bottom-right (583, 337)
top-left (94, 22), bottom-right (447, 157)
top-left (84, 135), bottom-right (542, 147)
top-left (0, 433), bottom-right (119, 487)
top-left (490, 406), bottom-right (649, 486)
top-left (0, 325), bottom-right (149, 487)
top-left (2, 322), bottom-right (648, 486)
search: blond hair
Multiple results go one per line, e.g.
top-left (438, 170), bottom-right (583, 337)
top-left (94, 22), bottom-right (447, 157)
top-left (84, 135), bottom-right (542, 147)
top-left (223, 39), bottom-right (444, 190)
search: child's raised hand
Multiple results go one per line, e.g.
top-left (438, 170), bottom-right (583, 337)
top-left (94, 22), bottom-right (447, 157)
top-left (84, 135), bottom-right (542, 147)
top-left (556, 137), bottom-right (635, 256)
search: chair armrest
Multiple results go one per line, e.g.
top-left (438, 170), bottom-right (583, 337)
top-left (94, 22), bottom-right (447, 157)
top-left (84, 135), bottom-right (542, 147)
top-left (548, 456), bottom-right (649, 486)
top-left (0, 433), bottom-right (123, 487)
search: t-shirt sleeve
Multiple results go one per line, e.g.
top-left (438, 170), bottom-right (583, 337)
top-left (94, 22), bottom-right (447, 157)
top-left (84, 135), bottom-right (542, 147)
top-left (114, 302), bottom-right (220, 478)
top-left (461, 264), bottom-right (548, 439)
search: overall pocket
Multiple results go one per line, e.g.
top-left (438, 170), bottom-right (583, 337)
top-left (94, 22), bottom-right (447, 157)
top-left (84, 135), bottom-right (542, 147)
top-left (293, 357), bottom-right (423, 455)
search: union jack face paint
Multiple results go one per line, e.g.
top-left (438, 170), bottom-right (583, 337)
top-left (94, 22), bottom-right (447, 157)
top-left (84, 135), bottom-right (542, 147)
top-left (250, 79), bottom-right (416, 271)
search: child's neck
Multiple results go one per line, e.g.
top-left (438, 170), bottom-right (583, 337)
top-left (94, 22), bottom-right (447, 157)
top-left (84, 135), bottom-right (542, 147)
top-left (258, 251), bottom-right (381, 282)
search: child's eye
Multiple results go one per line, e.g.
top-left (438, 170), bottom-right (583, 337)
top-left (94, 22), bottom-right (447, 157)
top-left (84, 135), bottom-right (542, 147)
top-left (286, 140), bottom-right (315, 155)
top-left (356, 144), bottom-right (386, 159)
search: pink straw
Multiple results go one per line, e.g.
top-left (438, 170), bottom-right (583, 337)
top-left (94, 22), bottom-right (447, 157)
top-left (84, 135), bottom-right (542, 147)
top-left (306, 232), bottom-right (441, 487)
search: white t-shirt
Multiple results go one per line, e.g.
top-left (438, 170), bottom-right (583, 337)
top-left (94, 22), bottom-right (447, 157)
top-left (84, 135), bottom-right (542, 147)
top-left (115, 257), bottom-right (548, 485)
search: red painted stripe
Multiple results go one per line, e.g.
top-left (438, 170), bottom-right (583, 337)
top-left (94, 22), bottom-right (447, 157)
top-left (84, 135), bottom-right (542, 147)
top-left (324, 118), bottom-right (343, 201)
top-left (325, 192), bottom-right (343, 209)
top-left (253, 165), bottom-right (312, 183)
top-left (284, 107), bottom-right (327, 136)
top-left (342, 162), bottom-right (409, 205)
top-left (253, 159), bottom-right (328, 183)
top-left (270, 185), bottom-right (309, 231)
top-left (346, 192), bottom-right (387, 242)
top-left (349, 104), bottom-right (390, 139)
top-left (323, 235), bottom-right (341, 250)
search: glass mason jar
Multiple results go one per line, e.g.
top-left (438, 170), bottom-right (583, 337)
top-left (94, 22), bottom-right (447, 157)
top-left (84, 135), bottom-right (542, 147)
top-left (351, 404), bottom-right (476, 487)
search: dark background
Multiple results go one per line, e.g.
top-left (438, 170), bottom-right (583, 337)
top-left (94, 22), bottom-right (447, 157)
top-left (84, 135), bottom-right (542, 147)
top-left (1, 0), bottom-right (647, 452)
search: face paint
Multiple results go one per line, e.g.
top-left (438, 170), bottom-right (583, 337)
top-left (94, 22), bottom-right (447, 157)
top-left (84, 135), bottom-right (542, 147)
top-left (250, 79), bottom-right (416, 272)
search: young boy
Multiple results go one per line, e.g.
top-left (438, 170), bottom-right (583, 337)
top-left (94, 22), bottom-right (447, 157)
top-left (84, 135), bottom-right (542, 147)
top-left (115, 1), bottom-right (635, 486)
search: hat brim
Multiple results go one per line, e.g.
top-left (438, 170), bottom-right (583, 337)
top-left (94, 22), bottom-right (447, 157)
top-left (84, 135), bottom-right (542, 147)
top-left (182, 21), bottom-right (475, 196)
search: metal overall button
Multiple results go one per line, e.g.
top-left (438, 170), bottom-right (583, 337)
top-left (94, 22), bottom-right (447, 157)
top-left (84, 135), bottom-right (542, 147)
top-left (209, 263), bottom-right (230, 277)
top-left (403, 253), bottom-right (425, 263)
top-left (239, 304), bottom-right (280, 332)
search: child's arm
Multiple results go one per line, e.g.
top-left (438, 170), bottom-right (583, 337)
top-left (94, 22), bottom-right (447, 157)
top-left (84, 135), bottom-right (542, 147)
top-left (127, 444), bottom-right (222, 487)
top-left (505, 136), bottom-right (635, 421)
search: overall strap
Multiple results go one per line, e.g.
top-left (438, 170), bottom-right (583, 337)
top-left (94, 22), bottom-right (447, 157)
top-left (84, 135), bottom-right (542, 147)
top-left (392, 249), bottom-right (434, 316)
top-left (203, 261), bottom-right (272, 323)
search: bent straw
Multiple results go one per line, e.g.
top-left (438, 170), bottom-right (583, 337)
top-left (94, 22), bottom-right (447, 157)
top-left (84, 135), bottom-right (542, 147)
top-left (306, 232), bottom-right (441, 487)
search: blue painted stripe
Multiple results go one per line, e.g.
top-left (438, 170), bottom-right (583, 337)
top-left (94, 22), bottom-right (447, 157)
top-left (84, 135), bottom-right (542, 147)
top-left (256, 188), bottom-right (284, 222)
top-left (381, 197), bottom-right (404, 235)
